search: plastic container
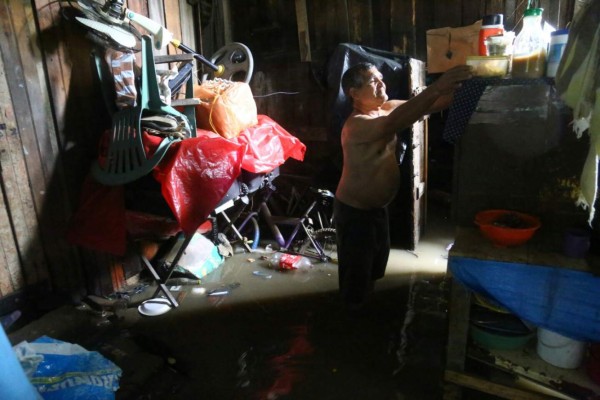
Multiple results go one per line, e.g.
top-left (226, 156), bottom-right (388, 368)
top-left (470, 323), bottom-right (534, 350)
top-left (512, 8), bottom-right (547, 78)
top-left (537, 328), bottom-right (586, 369)
top-left (268, 252), bottom-right (312, 270)
top-left (563, 228), bottom-right (590, 258)
top-left (466, 56), bottom-right (510, 77)
top-left (546, 29), bottom-right (569, 78)
top-left (474, 209), bottom-right (541, 247)
top-left (478, 14), bottom-right (505, 56)
top-left (484, 32), bottom-right (515, 56)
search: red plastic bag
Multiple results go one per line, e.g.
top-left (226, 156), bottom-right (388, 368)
top-left (152, 130), bottom-right (247, 235)
top-left (68, 116), bottom-right (305, 255)
top-left (232, 115), bottom-right (306, 173)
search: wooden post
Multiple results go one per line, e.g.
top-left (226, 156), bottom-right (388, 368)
top-left (295, 0), bottom-right (312, 62)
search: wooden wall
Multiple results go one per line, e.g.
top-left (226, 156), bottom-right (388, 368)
top-left (0, 0), bottom-right (575, 307)
top-left (228, 0), bottom-right (574, 182)
top-left (0, 0), bottom-right (82, 309)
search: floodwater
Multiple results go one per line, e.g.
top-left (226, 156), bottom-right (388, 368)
top-left (9, 208), bottom-right (456, 400)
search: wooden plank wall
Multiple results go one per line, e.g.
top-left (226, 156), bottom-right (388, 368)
top-left (0, 0), bottom-right (191, 305)
top-left (226, 0), bottom-right (573, 182)
top-left (0, 0), bottom-right (575, 305)
top-left (230, 0), bottom-right (573, 84)
top-left (0, 0), bottom-right (85, 305)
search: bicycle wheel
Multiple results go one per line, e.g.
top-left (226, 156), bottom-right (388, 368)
top-left (227, 215), bottom-right (260, 251)
top-left (243, 216), bottom-right (260, 250)
top-left (299, 228), bottom-right (337, 263)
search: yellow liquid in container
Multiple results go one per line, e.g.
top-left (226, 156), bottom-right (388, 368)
top-left (512, 50), bottom-right (546, 78)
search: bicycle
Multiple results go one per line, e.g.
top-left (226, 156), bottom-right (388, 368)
top-left (218, 178), bottom-right (337, 263)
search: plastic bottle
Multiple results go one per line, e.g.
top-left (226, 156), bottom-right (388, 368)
top-left (268, 252), bottom-right (312, 270)
top-left (479, 14), bottom-right (505, 56)
top-left (546, 29), bottom-right (569, 78)
top-left (512, 7), bottom-right (547, 78)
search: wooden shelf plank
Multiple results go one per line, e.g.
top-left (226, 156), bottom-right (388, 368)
top-left (445, 369), bottom-right (558, 400)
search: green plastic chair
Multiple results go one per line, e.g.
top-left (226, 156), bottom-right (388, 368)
top-left (91, 35), bottom-right (194, 186)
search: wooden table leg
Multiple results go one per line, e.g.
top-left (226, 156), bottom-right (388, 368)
top-left (443, 273), bottom-right (472, 399)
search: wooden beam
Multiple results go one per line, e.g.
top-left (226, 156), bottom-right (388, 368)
top-left (0, 158), bottom-right (18, 297)
top-left (445, 370), bottom-right (558, 400)
top-left (295, 0), bottom-right (311, 62)
top-left (390, 0), bottom-right (416, 56)
top-left (0, 1), bottom-right (50, 287)
top-left (222, 0), bottom-right (232, 44)
top-left (164, 0), bottom-right (183, 55)
top-left (147, 0), bottom-right (168, 57)
top-left (504, 0), bottom-right (518, 31)
top-left (35, 0), bottom-right (69, 138)
top-left (178, 0), bottom-right (196, 53)
top-left (434, 0), bottom-right (462, 29)
top-left (445, 276), bottom-right (472, 371)
top-left (485, 0), bottom-right (505, 15)
top-left (347, 0), bottom-right (373, 45)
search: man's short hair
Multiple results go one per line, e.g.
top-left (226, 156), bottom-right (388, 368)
top-left (341, 62), bottom-right (376, 98)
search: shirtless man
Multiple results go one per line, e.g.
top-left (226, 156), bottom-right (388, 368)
top-left (335, 62), bottom-right (472, 310)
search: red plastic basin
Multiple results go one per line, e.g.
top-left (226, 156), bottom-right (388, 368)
top-left (475, 209), bottom-right (541, 247)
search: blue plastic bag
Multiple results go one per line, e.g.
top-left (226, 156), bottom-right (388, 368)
top-left (15, 336), bottom-right (122, 400)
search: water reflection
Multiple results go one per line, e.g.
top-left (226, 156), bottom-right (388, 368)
top-left (228, 274), bottom-right (448, 400)
top-left (236, 324), bottom-right (315, 399)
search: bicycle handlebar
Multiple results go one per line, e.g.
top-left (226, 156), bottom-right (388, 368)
top-left (173, 41), bottom-right (221, 72)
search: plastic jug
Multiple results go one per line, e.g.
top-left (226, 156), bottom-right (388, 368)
top-left (478, 14), bottom-right (505, 56)
top-left (512, 7), bottom-right (547, 78)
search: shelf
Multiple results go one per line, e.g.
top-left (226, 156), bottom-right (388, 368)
top-left (444, 266), bottom-right (600, 399)
top-left (468, 343), bottom-right (600, 399)
top-left (450, 227), bottom-right (597, 274)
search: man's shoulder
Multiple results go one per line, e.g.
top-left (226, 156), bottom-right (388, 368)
top-left (381, 99), bottom-right (406, 112)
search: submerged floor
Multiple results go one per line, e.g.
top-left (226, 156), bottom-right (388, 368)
top-left (9, 207), bottom-right (459, 399)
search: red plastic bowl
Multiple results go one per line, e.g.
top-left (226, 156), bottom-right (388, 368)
top-left (475, 209), bottom-right (541, 247)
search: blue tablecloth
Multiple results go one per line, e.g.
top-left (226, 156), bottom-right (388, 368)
top-left (449, 256), bottom-right (600, 342)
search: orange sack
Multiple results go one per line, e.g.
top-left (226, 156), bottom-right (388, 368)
top-left (193, 79), bottom-right (258, 139)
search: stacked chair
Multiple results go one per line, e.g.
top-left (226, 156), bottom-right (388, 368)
top-left (91, 35), bottom-right (207, 315)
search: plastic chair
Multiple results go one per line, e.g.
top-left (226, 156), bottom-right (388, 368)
top-left (89, 35), bottom-right (203, 313)
top-left (91, 35), bottom-right (193, 186)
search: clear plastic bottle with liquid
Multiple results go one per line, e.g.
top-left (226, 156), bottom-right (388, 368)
top-left (268, 252), bottom-right (312, 270)
top-left (512, 7), bottom-right (547, 78)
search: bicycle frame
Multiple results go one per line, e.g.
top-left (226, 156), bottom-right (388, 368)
top-left (231, 185), bottom-right (334, 260)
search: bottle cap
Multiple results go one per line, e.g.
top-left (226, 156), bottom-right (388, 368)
top-left (524, 8), bottom-right (543, 17)
top-left (482, 14), bottom-right (503, 26)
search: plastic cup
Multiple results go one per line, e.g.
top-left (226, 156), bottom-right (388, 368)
top-left (563, 228), bottom-right (590, 258)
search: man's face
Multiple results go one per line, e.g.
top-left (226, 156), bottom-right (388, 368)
top-left (351, 67), bottom-right (388, 106)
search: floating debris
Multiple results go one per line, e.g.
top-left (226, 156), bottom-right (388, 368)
top-left (252, 271), bottom-right (272, 279)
